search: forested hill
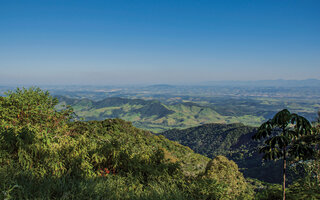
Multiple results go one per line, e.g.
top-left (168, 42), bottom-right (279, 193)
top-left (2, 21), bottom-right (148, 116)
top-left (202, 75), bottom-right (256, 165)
top-left (1, 88), bottom-right (257, 199)
top-left (56, 96), bottom-right (264, 132)
top-left (160, 123), bottom-right (257, 158)
top-left (160, 123), bottom-right (283, 183)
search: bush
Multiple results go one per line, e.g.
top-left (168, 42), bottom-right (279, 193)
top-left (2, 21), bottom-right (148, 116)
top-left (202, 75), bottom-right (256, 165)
top-left (200, 156), bottom-right (254, 200)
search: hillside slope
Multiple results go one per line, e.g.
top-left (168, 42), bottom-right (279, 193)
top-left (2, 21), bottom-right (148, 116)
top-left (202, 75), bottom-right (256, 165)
top-left (160, 123), bottom-right (283, 183)
top-left (72, 119), bottom-right (210, 176)
top-left (1, 88), bottom-right (255, 199)
top-left (160, 123), bottom-right (256, 157)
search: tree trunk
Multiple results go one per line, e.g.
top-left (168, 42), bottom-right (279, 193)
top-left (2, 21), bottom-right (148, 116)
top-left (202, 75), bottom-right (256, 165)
top-left (283, 147), bottom-right (286, 200)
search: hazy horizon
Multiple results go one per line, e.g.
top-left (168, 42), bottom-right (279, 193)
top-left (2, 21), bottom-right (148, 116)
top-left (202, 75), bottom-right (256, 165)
top-left (1, 0), bottom-right (320, 85)
top-left (1, 78), bottom-right (320, 88)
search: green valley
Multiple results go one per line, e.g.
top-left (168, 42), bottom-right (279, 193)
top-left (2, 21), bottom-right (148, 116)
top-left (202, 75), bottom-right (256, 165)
top-left (57, 96), bottom-right (265, 132)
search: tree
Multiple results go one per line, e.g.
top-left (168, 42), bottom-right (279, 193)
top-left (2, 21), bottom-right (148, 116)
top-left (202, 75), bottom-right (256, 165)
top-left (202, 156), bottom-right (254, 200)
top-left (0, 87), bottom-right (74, 177)
top-left (310, 110), bottom-right (320, 186)
top-left (0, 87), bottom-right (73, 131)
top-left (252, 109), bottom-right (313, 200)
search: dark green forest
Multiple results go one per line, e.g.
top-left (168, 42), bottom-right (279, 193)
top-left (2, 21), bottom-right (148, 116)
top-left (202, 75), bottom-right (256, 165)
top-left (0, 88), bottom-right (319, 199)
top-left (160, 123), bottom-right (285, 183)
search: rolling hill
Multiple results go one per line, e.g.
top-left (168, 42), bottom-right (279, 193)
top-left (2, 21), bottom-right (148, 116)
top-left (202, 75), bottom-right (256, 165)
top-left (56, 96), bottom-right (264, 132)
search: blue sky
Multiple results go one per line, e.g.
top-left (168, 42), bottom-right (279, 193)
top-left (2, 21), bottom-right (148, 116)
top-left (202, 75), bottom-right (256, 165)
top-left (0, 0), bottom-right (319, 85)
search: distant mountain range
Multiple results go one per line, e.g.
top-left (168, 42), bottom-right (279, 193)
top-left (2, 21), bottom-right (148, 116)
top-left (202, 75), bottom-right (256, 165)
top-left (202, 79), bottom-right (320, 87)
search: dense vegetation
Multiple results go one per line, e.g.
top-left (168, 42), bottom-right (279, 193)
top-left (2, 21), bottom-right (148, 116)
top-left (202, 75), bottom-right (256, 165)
top-left (160, 123), bottom-right (285, 183)
top-left (160, 113), bottom-right (320, 199)
top-left (1, 87), bottom-right (319, 199)
top-left (1, 88), bottom-right (256, 199)
top-left (160, 123), bottom-right (257, 158)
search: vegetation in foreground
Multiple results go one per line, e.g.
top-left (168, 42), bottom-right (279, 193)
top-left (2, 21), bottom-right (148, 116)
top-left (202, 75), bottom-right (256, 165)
top-left (0, 88), bottom-right (254, 199)
top-left (0, 87), bottom-right (319, 199)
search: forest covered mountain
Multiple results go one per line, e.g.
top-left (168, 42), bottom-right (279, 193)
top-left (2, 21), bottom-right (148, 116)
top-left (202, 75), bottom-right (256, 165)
top-left (160, 123), bottom-right (283, 183)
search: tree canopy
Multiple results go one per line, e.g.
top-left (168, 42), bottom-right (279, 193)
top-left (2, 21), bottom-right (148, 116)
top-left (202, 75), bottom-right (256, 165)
top-left (252, 109), bottom-right (315, 200)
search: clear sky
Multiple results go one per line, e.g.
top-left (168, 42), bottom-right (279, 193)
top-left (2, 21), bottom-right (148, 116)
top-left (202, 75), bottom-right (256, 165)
top-left (0, 0), bottom-right (319, 85)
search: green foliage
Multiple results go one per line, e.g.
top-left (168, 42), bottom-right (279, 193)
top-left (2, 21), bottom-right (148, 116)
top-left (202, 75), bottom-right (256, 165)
top-left (255, 183), bottom-right (283, 200)
top-left (286, 117), bottom-right (320, 199)
top-left (201, 156), bottom-right (254, 200)
top-left (252, 109), bottom-right (313, 161)
top-left (0, 87), bottom-right (74, 178)
top-left (0, 87), bottom-right (254, 199)
top-left (161, 123), bottom-right (257, 158)
top-left (0, 87), bottom-right (72, 128)
top-left (252, 109), bottom-right (315, 200)
top-left (286, 180), bottom-right (320, 200)
top-left (160, 123), bottom-right (286, 183)
top-left (255, 181), bottom-right (320, 200)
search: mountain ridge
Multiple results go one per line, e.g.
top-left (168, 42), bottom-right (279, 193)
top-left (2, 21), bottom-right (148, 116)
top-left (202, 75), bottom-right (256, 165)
top-left (159, 123), bottom-right (283, 183)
